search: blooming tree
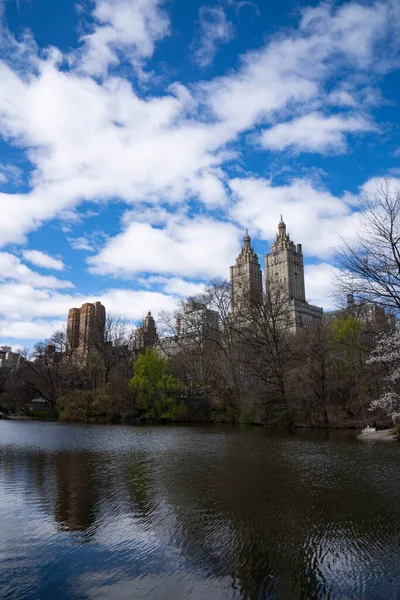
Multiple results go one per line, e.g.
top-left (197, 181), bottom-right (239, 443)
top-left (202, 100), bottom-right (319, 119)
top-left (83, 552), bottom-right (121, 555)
top-left (367, 330), bottom-right (400, 424)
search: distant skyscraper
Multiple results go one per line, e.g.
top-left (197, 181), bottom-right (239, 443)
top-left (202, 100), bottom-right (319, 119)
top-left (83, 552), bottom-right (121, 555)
top-left (135, 311), bottom-right (157, 352)
top-left (67, 308), bottom-right (80, 351)
top-left (230, 230), bottom-right (263, 315)
top-left (264, 218), bottom-right (322, 329)
top-left (67, 301), bottom-right (106, 354)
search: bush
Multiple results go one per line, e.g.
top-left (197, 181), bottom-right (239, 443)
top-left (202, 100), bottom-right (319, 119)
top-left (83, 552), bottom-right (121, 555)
top-left (57, 387), bottom-right (116, 422)
top-left (24, 409), bottom-right (59, 421)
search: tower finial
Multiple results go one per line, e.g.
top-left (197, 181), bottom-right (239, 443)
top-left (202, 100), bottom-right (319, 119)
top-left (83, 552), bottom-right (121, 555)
top-left (278, 215), bottom-right (286, 237)
top-left (243, 228), bottom-right (251, 249)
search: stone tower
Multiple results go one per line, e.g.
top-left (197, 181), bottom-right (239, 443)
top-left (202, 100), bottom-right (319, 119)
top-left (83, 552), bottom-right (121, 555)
top-left (230, 230), bottom-right (263, 314)
top-left (135, 311), bottom-right (157, 351)
top-left (264, 216), bottom-right (306, 301)
top-left (264, 218), bottom-right (323, 329)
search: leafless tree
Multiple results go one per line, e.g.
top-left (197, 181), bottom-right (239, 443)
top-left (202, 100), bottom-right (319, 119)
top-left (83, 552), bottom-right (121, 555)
top-left (336, 180), bottom-right (400, 311)
top-left (232, 282), bottom-right (295, 422)
top-left (288, 322), bottom-right (331, 426)
top-left (158, 295), bottom-right (219, 393)
top-left (96, 312), bottom-right (134, 385)
top-left (10, 343), bottom-right (66, 405)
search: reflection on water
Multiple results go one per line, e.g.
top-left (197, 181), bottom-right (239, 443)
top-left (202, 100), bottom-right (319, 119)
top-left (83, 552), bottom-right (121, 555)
top-left (1, 422), bottom-right (400, 600)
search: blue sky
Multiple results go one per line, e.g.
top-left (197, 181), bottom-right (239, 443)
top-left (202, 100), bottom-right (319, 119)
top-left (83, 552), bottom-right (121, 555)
top-left (0, 0), bottom-right (400, 347)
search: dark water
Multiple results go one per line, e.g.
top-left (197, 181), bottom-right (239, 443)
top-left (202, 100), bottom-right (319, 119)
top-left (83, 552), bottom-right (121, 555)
top-left (1, 422), bottom-right (400, 600)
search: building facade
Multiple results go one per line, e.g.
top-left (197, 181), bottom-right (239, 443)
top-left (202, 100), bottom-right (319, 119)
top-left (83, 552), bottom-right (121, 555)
top-left (135, 311), bottom-right (158, 352)
top-left (230, 230), bottom-right (263, 315)
top-left (324, 293), bottom-right (396, 331)
top-left (264, 218), bottom-right (322, 330)
top-left (160, 300), bottom-right (220, 356)
top-left (0, 346), bottom-right (20, 370)
top-left (177, 300), bottom-right (219, 342)
top-left (67, 301), bottom-right (106, 354)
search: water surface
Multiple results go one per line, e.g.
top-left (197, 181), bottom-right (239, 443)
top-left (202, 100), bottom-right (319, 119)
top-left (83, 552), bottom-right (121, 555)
top-left (1, 421), bottom-right (400, 599)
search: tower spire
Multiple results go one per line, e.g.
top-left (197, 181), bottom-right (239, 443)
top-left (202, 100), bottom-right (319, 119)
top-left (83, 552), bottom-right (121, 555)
top-left (278, 215), bottom-right (286, 237)
top-left (243, 228), bottom-right (251, 249)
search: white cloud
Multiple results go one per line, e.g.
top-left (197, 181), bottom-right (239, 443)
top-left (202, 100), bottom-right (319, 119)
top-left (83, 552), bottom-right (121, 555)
top-left (0, 0), bottom-right (397, 250)
top-left (203, 0), bottom-right (399, 131)
top-left (0, 283), bottom-right (178, 340)
top-left (193, 6), bottom-right (234, 68)
top-left (75, 0), bottom-right (170, 77)
top-left (0, 252), bottom-right (73, 288)
top-left (299, 1), bottom-right (399, 70)
top-left (229, 176), bottom-right (362, 259)
top-left (0, 163), bottom-right (22, 185)
top-left (259, 112), bottom-right (375, 154)
top-left (304, 263), bottom-right (342, 311)
top-left (359, 176), bottom-right (400, 199)
top-left (22, 249), bottom-right (65, 271)
top-left (0, 63), bottom-right (230, 246)
top-left (0, 319), bottom-right (66, 341)
top-left (68, 236), bottom-right (95, 252)
top-left (88, 215), bottom-right (240, 279)
top-left (137, 275), bottom-right (207, 297)
top-left (162, 277), bottom-right (206, 296)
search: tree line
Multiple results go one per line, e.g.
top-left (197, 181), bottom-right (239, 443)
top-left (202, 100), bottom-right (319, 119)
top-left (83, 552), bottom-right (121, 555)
top-left (1, 182), bottom-right (399, 429)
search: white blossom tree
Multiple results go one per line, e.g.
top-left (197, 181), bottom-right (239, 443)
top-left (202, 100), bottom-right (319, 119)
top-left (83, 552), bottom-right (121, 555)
top-left (367, 330), bottom-right (400, 424)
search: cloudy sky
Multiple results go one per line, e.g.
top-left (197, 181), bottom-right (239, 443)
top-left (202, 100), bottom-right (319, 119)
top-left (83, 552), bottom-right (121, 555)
top-left (0, 0), bottom-right (400, 347)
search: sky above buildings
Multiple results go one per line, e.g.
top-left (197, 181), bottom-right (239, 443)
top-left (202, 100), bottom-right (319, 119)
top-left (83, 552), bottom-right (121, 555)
top-left (0, 0), bottom-right (400, 347)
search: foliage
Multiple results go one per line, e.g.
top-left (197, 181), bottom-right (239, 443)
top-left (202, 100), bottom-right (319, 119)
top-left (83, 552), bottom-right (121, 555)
top-left (129, 348), bottom-right (185, 421)
top-left (24, 409), bottom-right (59, 421)
top-left (329, 315), bottom-right (364, 348)
top-left (57, 386), bottom-right (120, 422)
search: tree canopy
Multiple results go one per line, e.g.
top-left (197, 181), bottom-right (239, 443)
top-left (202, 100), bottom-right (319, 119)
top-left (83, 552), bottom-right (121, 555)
top-left (129, 348), bottom-right (185, 421)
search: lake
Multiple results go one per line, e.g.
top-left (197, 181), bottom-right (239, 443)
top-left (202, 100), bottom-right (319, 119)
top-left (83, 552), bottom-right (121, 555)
top-left (1, 421), bottom-right (400, 599)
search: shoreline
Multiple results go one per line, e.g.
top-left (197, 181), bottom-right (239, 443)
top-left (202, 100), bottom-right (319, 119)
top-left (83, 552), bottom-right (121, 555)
top-left (2, 414), bottom-right (398, 438)
top-left (357, 428), bottom-right (398, 442)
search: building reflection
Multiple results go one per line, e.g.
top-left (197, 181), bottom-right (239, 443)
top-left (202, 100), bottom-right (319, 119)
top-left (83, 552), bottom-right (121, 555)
top-left (53, 452), bottom-right (99, 535)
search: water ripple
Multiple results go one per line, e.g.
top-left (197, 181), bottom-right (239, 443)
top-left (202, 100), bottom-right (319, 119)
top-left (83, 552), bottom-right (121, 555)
top-left (1, 422), bottom-right (400, 599)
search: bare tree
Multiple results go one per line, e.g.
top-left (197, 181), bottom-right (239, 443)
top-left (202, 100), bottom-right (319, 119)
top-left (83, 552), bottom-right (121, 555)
top-left (97, 312), bottom-right (134, 385)
top-left (232, 282), bottom-right (295, 422)
top-left (12, 343), bottom-right (66, 405)
top-left (336, 180), bottom-right (400, 311)
top-left (158, 295), bottom-right (219, 392)
top-left (288, 322), bottom-right (332, 426)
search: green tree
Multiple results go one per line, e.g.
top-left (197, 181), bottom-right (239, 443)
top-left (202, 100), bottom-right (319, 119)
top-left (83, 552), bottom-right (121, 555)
top-left (129, 348), bottom-right (185, 421)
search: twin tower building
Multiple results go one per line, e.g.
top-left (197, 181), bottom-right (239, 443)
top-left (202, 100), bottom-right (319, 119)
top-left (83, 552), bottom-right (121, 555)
top-left (66, 218), bottom-right (321, 353)
top-left (230, 218), bottom-right (322, 329)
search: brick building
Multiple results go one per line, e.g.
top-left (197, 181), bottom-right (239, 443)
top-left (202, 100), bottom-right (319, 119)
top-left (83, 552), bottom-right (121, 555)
top-left (67, 302), bottom-right (106, 354)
